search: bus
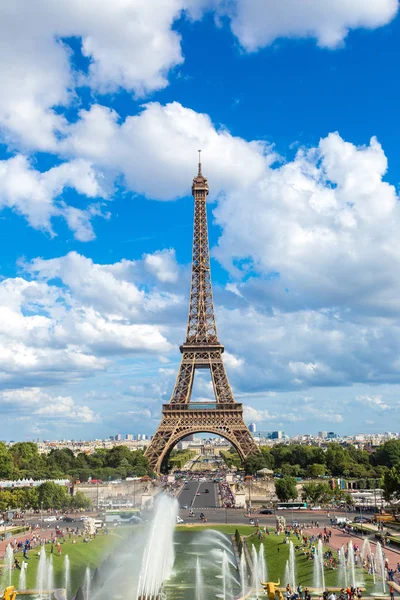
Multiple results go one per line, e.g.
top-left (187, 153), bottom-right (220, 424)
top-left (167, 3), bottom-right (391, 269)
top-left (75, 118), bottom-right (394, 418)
top-left (276, 502), bottom-right (308, 510)
top-left (104, 509), bottom-right (142, 525)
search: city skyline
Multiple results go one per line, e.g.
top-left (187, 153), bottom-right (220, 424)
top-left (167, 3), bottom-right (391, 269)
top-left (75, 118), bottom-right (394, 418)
top-left (0, 2), bottom-right (400, 439)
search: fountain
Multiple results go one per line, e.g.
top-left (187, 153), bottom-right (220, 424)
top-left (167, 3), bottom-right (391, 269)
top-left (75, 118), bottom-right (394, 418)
top-left (338, 546), bottom-right (348, 588)
top-left (284, 561), bottom-right (290, 588)
top-left (239, 552), bottom-right (248, 599)
top-left (47, 553), bottom-right (54, 595)
top-left (136, 494), bottom-right (178, 600)
top-left (84, 566), bottom-right (91, 600)
top-left (374, 542), bottom-right (386, 595)
top-left (5, 544), bottom-right (14, 588)
top-left (36, 546), bottom-right (47, 599)
top-left (347, 542), bottom-right (356, 589)
top-left (258, 543), bottom-right (267, 584)
top-left (252, 544), bottom-right (261, 598)
top-left (19, 562), bottom-right (28, 591)
top-left (288, 541), bottom-right (296, 591)
top-left (312, 539), bottom-right (325, 593)
top-left (64, 555), bottom-right (71, 599)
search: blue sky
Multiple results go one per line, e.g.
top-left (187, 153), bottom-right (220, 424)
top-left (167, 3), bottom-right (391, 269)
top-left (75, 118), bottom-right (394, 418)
top-left (0, 0), bottom-right (399, 440)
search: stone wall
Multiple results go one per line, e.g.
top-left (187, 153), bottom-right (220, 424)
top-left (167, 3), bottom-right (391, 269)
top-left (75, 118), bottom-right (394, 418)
top-left (72, 480), bottom-right (159, 505)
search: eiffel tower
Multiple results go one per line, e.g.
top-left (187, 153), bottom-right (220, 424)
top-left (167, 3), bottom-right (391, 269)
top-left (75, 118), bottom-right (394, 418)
top-left (145, 153), bottom-right (259, 473)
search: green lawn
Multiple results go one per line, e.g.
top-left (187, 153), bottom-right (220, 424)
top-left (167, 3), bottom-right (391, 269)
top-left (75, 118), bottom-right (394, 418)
top-left (9, 530), bottom-right (125, 595)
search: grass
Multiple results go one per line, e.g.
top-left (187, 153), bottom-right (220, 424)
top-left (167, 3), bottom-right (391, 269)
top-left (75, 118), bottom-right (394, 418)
top-left (8, 529), bottom-right (126, 595)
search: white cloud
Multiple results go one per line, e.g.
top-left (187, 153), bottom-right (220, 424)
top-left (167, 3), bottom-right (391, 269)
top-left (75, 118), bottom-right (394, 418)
top-left (356, 395), bottom-right (390, 411)
top-left (243, 405), bottom-right (276, 422)
top-left (144, 249), bottom-right (179, 283)
top-left (215, 0), bottom-right (398, 50)
top-left (0, 0), bottom-right (188, 150)
top-left (0, 155), bottom-right (106, 240)
top-left (0, 251), bottom-right (181, 389)
top-left (0, 388), bottom-right (100, 423)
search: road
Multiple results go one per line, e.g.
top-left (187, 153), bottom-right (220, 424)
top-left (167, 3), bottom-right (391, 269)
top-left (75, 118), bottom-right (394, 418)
top-left (177, 480), bottom-right (219, 509)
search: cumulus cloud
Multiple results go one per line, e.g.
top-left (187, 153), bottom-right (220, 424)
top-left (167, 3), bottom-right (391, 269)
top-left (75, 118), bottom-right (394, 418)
top-left (356, 395), bottom-right (390, 411)
top-left (215, 0), bottom-right (398, 50)
top-left (0, 388), bottom-right (99, 423)
top-left (0, 155), bottom-right (106, 240)
top-left (0, 251), bottom-right (181, 389)
top-left (243, 405), bottom-right (276, 422)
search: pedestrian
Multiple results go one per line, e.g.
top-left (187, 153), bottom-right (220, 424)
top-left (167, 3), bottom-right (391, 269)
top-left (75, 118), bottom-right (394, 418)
top-left (389, 586), bottom-right (394, 600)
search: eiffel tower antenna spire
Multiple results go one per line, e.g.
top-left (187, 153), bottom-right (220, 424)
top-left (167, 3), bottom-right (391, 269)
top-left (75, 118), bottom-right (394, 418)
top-left (145, 154), bottom-right (259, 474)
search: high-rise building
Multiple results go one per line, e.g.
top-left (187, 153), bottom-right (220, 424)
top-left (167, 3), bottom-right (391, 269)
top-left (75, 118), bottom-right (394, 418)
top-left (248, 423), bottom-right (257, 433)
top-left (270, 431), bottom-right (283, 440)
top-left (125, 434), bottom-right (133, 440)
top-left (326, 431), bottom-right (337, 439)
top-left (318, 431), bottom-right (328, 439)
top-left (115, 433), bottom-right (122, 441)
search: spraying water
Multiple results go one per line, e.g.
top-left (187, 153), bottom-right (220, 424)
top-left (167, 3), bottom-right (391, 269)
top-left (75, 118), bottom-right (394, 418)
top-left (338, 546), bottom-right (348, 588)
top-left (5, 544), bottom-right (14, 588)
top-left (195, 557), bottom-right (204, 600)
top-left (288, 541), bottom-right (296, 591)
top-left (84, 566), bottom-right (91, 600)
top-left (284, 561), bottom-right (291, 589)
top-left (347, 542), bottom-right (356, 589)
top-left (240, 552), bottom-right (248, 599)
top-left (136, 495), bottom-right (178, 600)
top-left (258, 543), bottom-right (267, 583)
top-left (251, 544), bottom-right (260, 598)
top-left (312, 540), bottom-right (325, 592)
top-left (374, 542), bottom-right (386, 594)
top-left (64, 555), bottom-right (71, 599)
top-left (47, 553), bottom-right (54, 594)
top-left (36, 546), bottom-right (47, 599)
top-left (19, 562), bottom-right (28, 591)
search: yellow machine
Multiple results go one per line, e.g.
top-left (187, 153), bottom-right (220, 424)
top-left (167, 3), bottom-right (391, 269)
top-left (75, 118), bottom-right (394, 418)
top-left (261, 580), bottom-right (284, 600)
top-left (2, 587), bottom-right (17, 600)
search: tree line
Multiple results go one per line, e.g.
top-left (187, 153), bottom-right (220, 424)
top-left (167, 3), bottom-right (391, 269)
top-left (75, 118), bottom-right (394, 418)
top-left (0, 441), bottom-right (151, 482)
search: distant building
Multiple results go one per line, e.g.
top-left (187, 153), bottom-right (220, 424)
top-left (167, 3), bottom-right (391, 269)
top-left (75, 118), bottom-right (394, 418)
top-left (248, 423), bottom-right (257, 433)
top-left (270, 431), bottom-right (283, 440)
top-left (125, 434), bottom-right (133, 440)
top-left (115, 433), bottom-right (122, 441)
top-left (318, 431), bottom-right (328, 439)
top-left (326, 431), bottom-right (337, 439)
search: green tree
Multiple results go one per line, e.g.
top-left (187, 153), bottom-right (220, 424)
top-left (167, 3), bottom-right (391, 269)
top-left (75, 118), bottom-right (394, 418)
top-left (0, 444), bottom-right (14, 479)
top-left (309, 463), bottom-right (326, 477)
top-left (372, 440), bottom-right (400, 468)
top-left (243, 453), bottom-right (270, 475)
top-left (37, 481), bottom-right (70, 509)
top-left (275, 476), bottom-right (298, 502)
top-left (70, 491), bottom-right (92, 510)
top-left (383, 463), bottom-right (400, 502)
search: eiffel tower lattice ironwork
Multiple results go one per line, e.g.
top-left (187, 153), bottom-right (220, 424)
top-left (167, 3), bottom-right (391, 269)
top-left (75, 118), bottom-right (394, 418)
top-left (145, 153), bottom-right (259, 473)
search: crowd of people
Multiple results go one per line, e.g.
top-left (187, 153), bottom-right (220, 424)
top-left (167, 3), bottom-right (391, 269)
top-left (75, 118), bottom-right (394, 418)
top-left (218, 480), bottom-right (235, 508)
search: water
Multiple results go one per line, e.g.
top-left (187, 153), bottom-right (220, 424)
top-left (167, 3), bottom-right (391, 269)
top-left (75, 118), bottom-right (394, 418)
top-left (258, 544), bottom-right (267, 583)
top-left (284, 561), bottom-right (290, 589)
top-left (84, 566), bottom-right (91, 600)
top-left (239, 552), bottom-right (248, 599)
top-left (47, 553), bottom-right (54, 594)
top-left (137, 494), bottom-right (178, 600)
top-left (312, 539), bottom-right (325, 592)
top-left (221, 551), bottom-right (232, 600)
top-left (338, 546), bottom-right (348, 588)
top-left (251, 544), bottom-right (261, 598)
top-left (36, 546), bottom-right (47, 599)
top-left (64, 555), bottom-right (71, 599)
top-left (347, 542), bottom-right (356, 589)
top-left (195, 557), bottom-right (204, 600)
top-left (19, 562), bottom-right (28, 591)
top-left (288, 541), bottom-right (296, 591)
top-left (5, 544), bottom-right (14, 587)
top-left (374, 542), bottom-right (386, 594)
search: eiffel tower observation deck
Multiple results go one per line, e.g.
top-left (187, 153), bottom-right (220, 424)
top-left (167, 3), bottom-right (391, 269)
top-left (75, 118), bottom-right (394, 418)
top-left (145, 154), bottom-right (259, 473)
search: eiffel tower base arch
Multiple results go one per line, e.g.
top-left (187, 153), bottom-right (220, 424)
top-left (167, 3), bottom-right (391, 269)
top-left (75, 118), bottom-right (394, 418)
top-left (145, 403), bottom-right (258, 474)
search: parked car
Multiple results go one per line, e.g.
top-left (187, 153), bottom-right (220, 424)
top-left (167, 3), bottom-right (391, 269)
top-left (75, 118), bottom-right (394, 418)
top-left (353, 516), bottom-right (372, 523)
